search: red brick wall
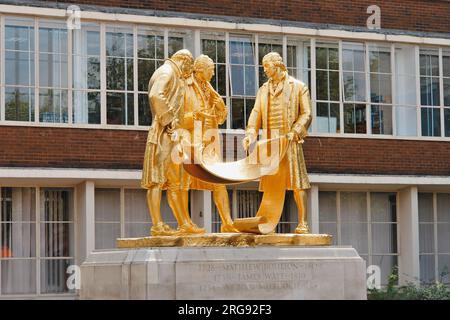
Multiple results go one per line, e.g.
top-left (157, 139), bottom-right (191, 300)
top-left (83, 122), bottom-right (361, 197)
top-left (1, 126), bottom-right (449, 176)
top-left (48, 0), bottom-right (450, 35)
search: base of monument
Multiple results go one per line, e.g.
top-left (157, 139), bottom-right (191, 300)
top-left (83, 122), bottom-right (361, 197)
top-left (80, 246), bottom-right (367, 300)
top-left (116, 233), bottom-right (332, 248)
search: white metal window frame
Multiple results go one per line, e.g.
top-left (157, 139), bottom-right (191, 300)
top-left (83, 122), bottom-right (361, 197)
top-left (0, 10), bottom-right (448, 141)
top-left (418, 192), bottom-right (450, 283)
top-left (0, 185), bottom-right (78, 299)
top-left (318, 190), bottom-right (399, 272)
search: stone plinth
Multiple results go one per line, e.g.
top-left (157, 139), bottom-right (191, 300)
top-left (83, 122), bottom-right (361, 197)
top-left (80, 246), bottom-right (367, 300)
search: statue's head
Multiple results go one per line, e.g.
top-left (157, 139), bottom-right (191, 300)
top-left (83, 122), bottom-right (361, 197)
top-left (194, 54), bottom-right (215, 82)
top-left (262, 52), bottom-right (287, 80)
top-left (171, 49), bottom-right (194, 79)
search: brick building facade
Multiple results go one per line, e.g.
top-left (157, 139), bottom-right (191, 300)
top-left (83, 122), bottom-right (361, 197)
top-left (0, 0), bottom-right (449, 298)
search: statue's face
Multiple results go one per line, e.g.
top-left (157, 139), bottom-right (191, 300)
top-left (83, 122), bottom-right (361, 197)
top-left (198, 63), bottom-right (215, 82)
top-left (263, 61), bottom-right (278, 79)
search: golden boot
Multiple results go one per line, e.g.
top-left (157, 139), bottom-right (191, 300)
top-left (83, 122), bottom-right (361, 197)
top-left (294, 189), bottom-right (310, 234)
top-left (146, 188), bottom-right (178, 236)
top-left (213, 186), bottom-right (239, 233)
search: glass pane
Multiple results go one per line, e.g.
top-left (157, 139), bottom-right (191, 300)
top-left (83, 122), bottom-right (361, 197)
top-left (0, 223), bottom-right (35, 257)
top-left (1, 259), bottom-right (36, 295)
top-left (371, 193), bottom-right (396, 222)
top-left (95, 189), bottom-right (120, 222)
top-left (395, 105), bottom-right (417, 136)
top-left (317, 102), bottom-right (340, 133)
top-left (371, 105), bottom-right (392, 135)
top-left (372, 255), bottom-right (398, 286)
top-left (437, 224), bottom-right (450, 253)
top-left (340, 192), bottom-right (367, 222)
top-left (418, 193), bottom-right (434, 222)
top-left (2, 188), bottom-right (36, 222)
top-left (443, 54), bottom-right (450, 77)
top-left (443, 78), bottom-right (450, 107)
top-left (341, 222), bottom-right (368, 254)
top-left (73, 91), bottom-right (101, 124)
top-left (40, 259), bottom-right (74, 294)
top-left (106, 57), bottom-right (127, 91)
top-left (137, 34), bottom-right (156, 59)
top-left (138, 93), bottom-right (152, 126)
top-left (138, 59), bottom-right (156, 92)
top-left (419, 223), bottom-right (434, 254)
top-left (39, 53), bottom-right (68, 88)
top-left (5, 51), bottom-right (35, 86)
top-left (421, 107), bottom-right (441, 137)
top-left (319, 192), bottom-right (337, 222)
top-left (445, 108), bottom-right (450, 137)
top-left (231, 98), bottom-right (245, 129)
top-left (420, 77), bottom-right (440, 106)
top-left (39, 27), bottom-right (67, 54)
top-left (168, 37), bottom-right (184, 57)
top-left (95, 222), bottom-right (120, 249)
top-left (372, 223), bottom-right (397, 254)
top-left (39, 89), bottom-right (68, 123)
top-left (370, 73), bottom-right (392, 103)
top-left (344, 104), bottom-right (366, 133)
top-left (5, 23), bottom-right (34, 51)
top-left (40, 223), bottom-right (74, 257)
top-left (419, 254), bottom-right (435, 284)
top-left (438, 255), bottom-right (450, 283)
top-left (343, 72), bottom-right (366, 102)
top-left (40, 189), bottom-right (73, 222)
top-left (5, 87), bottom-right (35, 122)
top-left (217, 64), bottom-right (226, 96)
top-left (106, 31), bottom-right (132, 57)
top-left (231, 65), bottom-right (244, 96)
top-left (245, 66), bottom-right (256, 96)
top-left (437, 194), bottom-right (450, 222)
top-left (124, 189), bottom-right (148, 223)
top-left (73, 56), bottom-right (100, 90)
top-left (106, 92), bottom-right (134, 125)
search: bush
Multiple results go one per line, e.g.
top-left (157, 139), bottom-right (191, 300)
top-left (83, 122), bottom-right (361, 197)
top-left (368, 266), bottom-right (450, 300)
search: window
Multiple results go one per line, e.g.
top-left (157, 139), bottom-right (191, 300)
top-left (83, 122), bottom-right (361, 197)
top-left (39, 21), bottom-right (69, 123)
top-left (286, 37), bottom-right (310, 86)
top-left (419, 193), bottom-right (450, 284)
top-left (420, 49), bottom-right (441, 136)
top-left (395, 44), bottom-right (418, 136)
top-left (319, 191), bottom-right (398, 286)
top-left (105, 26), bottom-right (134, 125)
top-left (316, 42), bottom-right (340, 133)
top-left (443, 51), bottom-right (450, 136)
top-left (94, 188), bottom-right (175, 249)
top-left (4, 17), bottom-right (35, 122)
top-left (342, 43), bottom-right (367, 133)
top-left (201, 32), bottom-right (227, 128)
top-left (0, 187), bottom-right (74, 297)
top-left (229, 35), bottom-right (256, 129)
top-left (137, 27), bottom-right (164, 126)
top-left (72, 23), bottom-right (101, 124)
top-left (369, 45), bottom-right (392, 135)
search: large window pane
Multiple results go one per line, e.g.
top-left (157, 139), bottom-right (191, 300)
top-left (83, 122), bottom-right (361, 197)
top-left (1, 260), bottom-right (36, 295)
top-left (40, 259), bottom-right (74, 294)
top-left (344, 104), bottom-right (366, 133)
top-left (5, 87), bottom-right (35, 121)
top-left (420, 254), bottom-right (435, 284)
top-left (5, 51), bottom-right (35, 86)
top-left (395, 105), bottom-right (417, 136)
top-left (95, 189), bottom-right (120, 249)
top-left (124, 189), bottom-right (150, 238)
top-left (107, 92), bottom-right (134, 125)
top-left (371, 105), bottom-right (392, 135)
top-left (421, 107), bottom-right (441, 137)
top-left (317, 102), bottom-right (340, 133)
top-left (39, 89), bottom-right (68, 123)
top-left (343, 42), bottom-right (366, 102)
top-left (230, 36), bottom-right (256, 97)
top-left (73, 91), bottom-right (100, 124)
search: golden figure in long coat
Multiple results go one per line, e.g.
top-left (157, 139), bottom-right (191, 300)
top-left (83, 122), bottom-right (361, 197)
top-left (182, 55), bottom-right (238, 232)
top-left (242, 52), bottom-right (312, 234)
top-left (141, 49), bottom-right (204, 236)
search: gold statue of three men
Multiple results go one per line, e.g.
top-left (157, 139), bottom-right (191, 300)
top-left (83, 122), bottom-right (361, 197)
top-left (141, 49), bottom-right (312, 236)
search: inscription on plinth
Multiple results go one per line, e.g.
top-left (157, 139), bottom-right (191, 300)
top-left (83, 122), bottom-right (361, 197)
top-left (176, 260), bottom-right (344, 299)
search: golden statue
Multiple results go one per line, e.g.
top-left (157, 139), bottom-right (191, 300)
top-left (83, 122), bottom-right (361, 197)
top-left (141, 49), bottom-right (205, 236)
top-left (182, 54), bottom-right (238, 233)
top-left (242, 52), bottom-right (312, 234)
